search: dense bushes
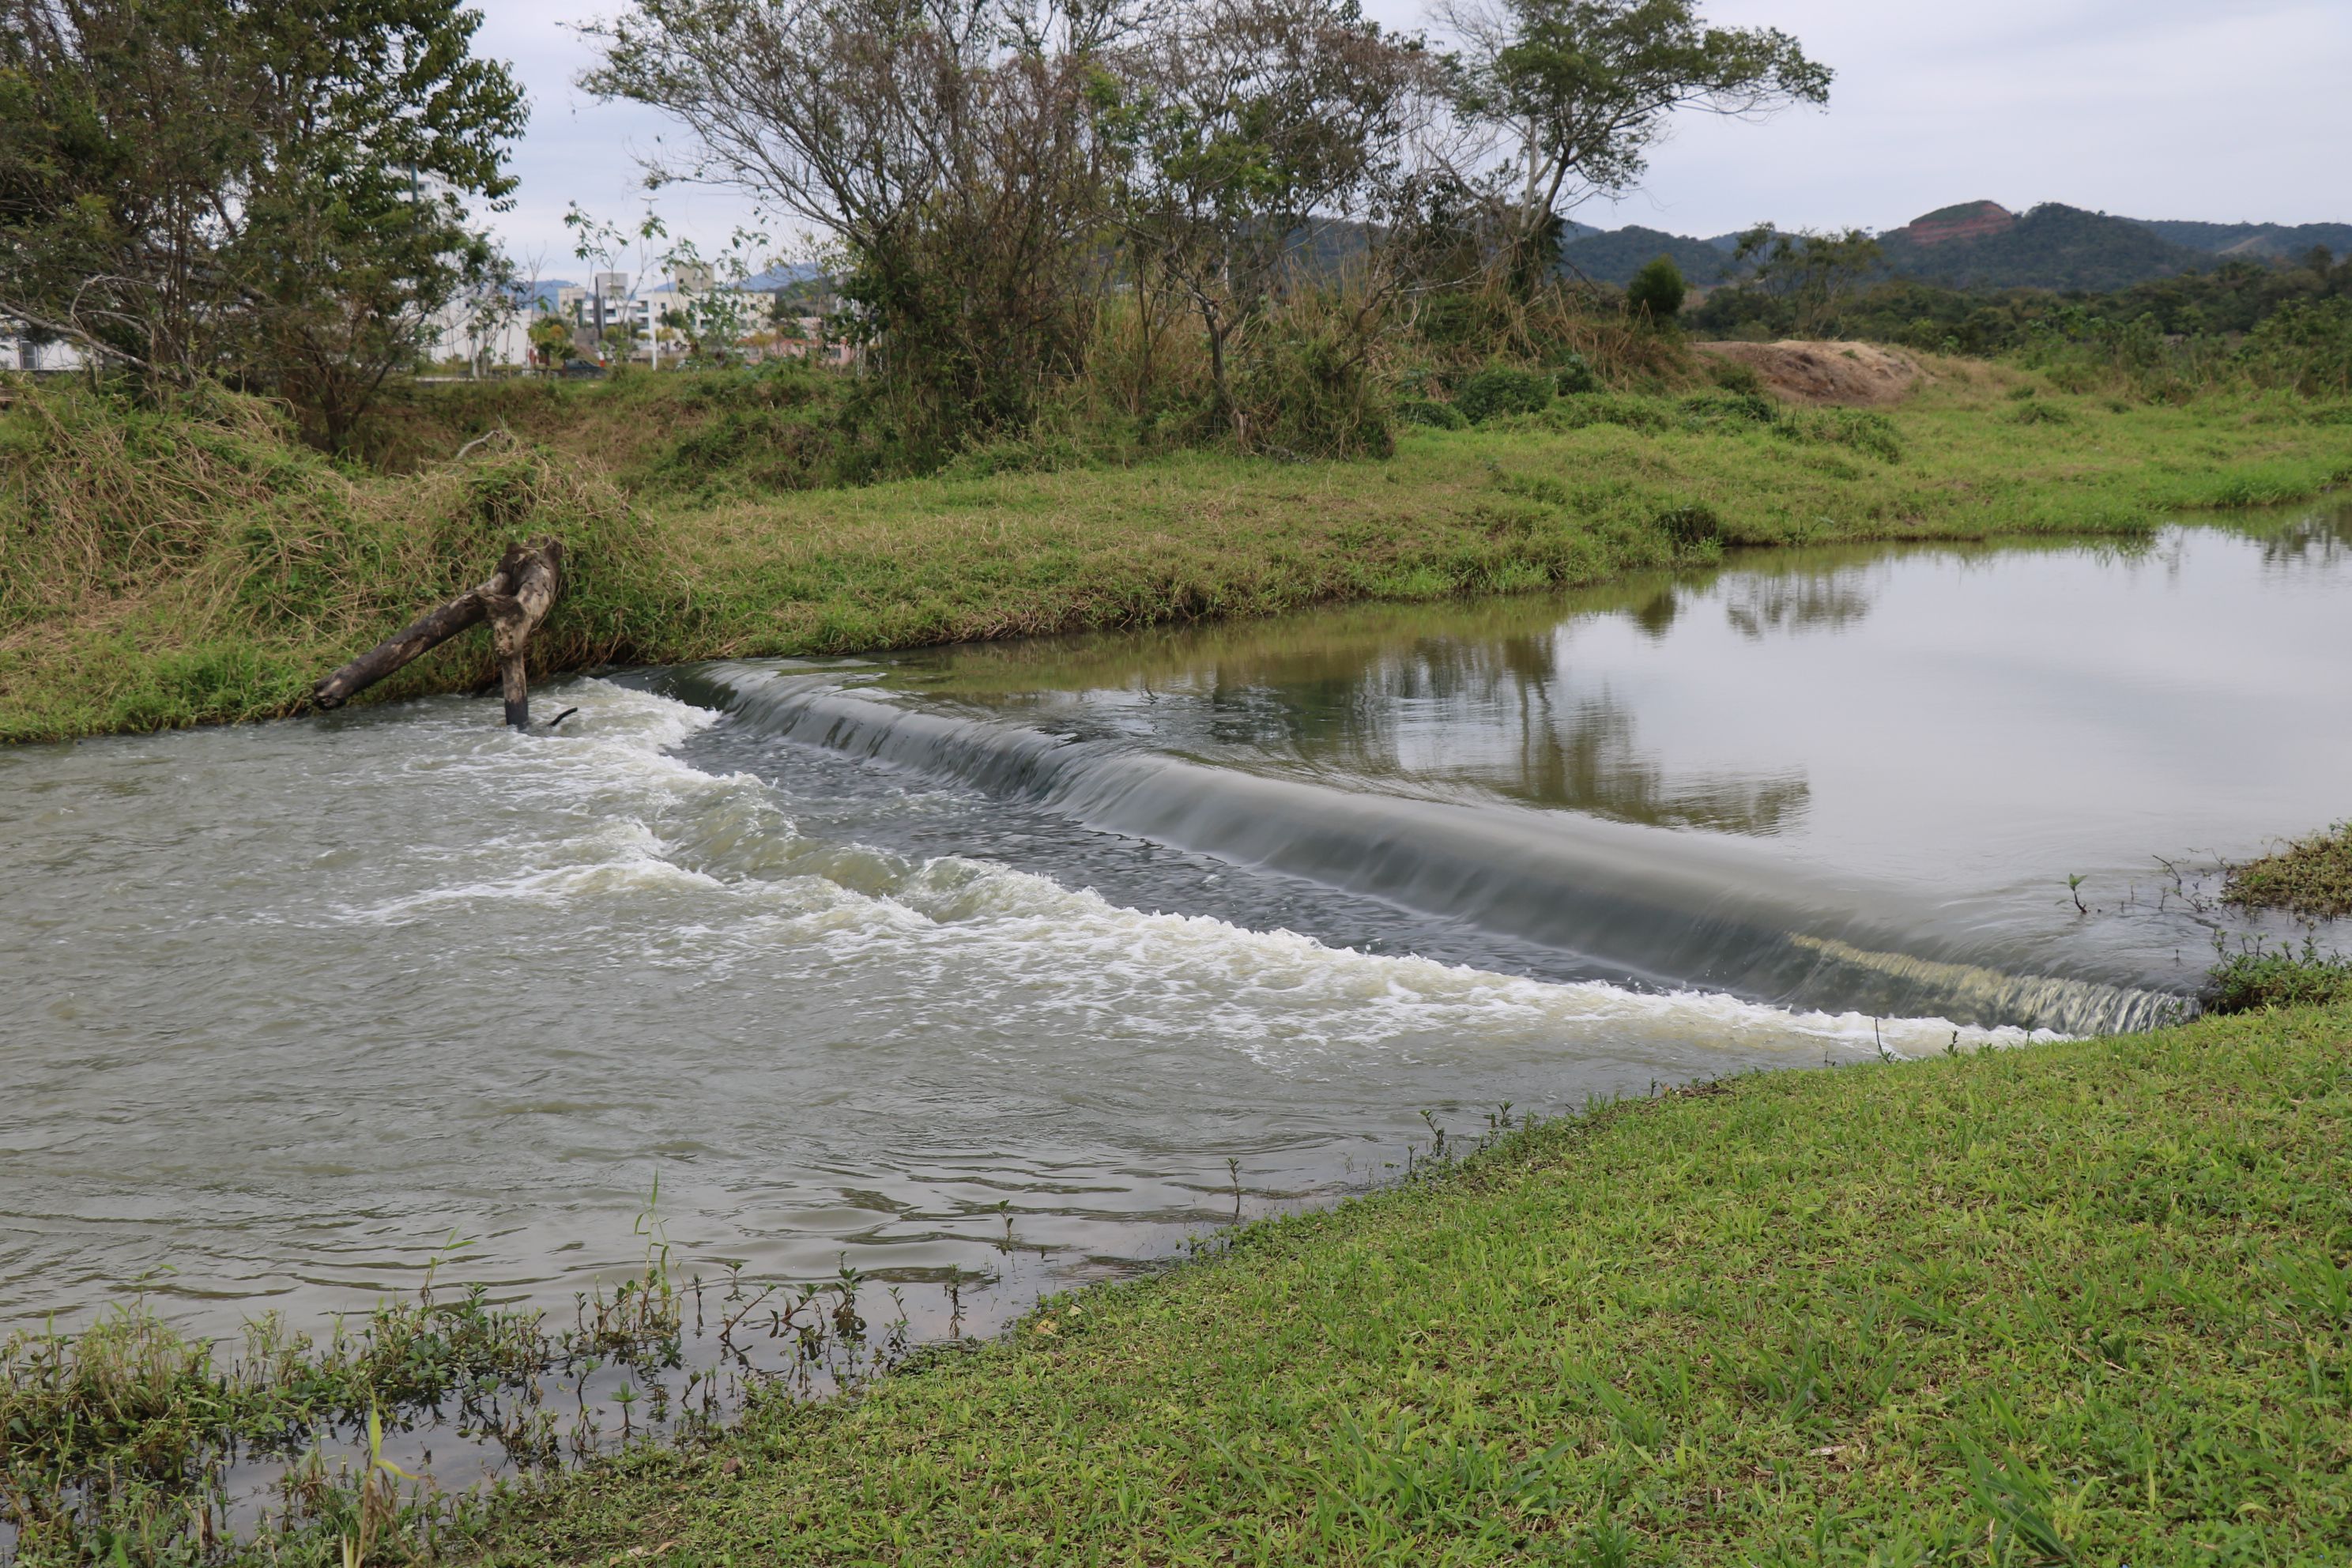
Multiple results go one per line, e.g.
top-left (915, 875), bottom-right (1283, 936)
top-left (1453, 366), bottom-right (1555, 423)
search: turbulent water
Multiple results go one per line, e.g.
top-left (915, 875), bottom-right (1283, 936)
top-left (3, 511), bottom-right (2349, 1355)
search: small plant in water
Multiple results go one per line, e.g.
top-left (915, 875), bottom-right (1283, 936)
top-left (1419, 1109), bottom-right (1449, 1163)
top-left (0, 1180), bottom-right (935, 1563)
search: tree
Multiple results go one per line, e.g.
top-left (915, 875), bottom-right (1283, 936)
top-left (584, 0), bottom-right (1123, 436)
top-left (1730, 224), bottom-right (1881, 335)
top-left (1625, 254), bottom-right (1683, 321)
top-left (1099, 0), bottom-right (1438, 441)
top-left (0, 0), bottom-right (525, 447)
top-left (660, 228), bottom-right (774, 363)
top-left (563, 202), bottom-right (667, 364)
top-left (1440, 0), bottom-right (1830, 289)
top-left (529, 314), bottom-right (575, 368)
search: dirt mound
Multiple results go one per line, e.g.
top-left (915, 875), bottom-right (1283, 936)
top-left (1693, 341), bottom-right (1923, 407)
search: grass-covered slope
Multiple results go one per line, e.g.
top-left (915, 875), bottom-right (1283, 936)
top-left (0, 386), bottom-right (676, 742)
top-left (459, 1004), bottom-right (2352, 1566)
top-left (6, 364), bottom-right (2352, 744)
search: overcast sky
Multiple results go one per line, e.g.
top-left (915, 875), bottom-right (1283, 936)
top-left (478, 0), bottom-right (2351, 278)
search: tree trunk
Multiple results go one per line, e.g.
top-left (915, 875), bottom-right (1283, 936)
top-left (311, 537), bottom-right (566, 728)
top-left (481, 539), bottom-right (565, 731)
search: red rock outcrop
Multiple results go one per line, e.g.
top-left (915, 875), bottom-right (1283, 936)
top-left (1894, 201), bottom-right (2016, 248)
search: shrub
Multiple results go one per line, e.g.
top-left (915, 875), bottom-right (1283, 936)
top-left (2204, 944), bottom-right (2352, 1014)
top-left (1781, 409), bottom-right (1905, 463)
top-left (1553, 352), bottom-right (1601, 396)
top-left (2223, 823), bottom-right (2352, 920)
top-left (2245, 298), bottom-right (2352, 397)
top-left (1544, 394), bottom-right (1672, 433)
top-left (1454, 367), bottom-right (1555, 424)
top-left (1412, 291), bottom-right (1507, 348)
top-left (1656, 503), bottom-right (1723, 548)
top-left (1679, 391), bottom-right (1781, 428)
top-left (1397, 398), bottom-right (1468, 430)
top-left (1626, 257), bottom-right (1687, 323)
top-left (1707, 358), bottom-right (1766, 396)
top-left (1232, 321), bottom-right (1394, 459)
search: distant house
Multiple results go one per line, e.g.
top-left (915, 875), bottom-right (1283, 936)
top-left (2, 317), bottom-right (89, 374)
top-left (416, 266), bottom-right (854, 374)
top-left (541, 274), bottom-right (854, 368)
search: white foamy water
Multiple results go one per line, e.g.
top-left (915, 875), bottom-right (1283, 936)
top-left (1, 674), bottom-right (2034, 1352)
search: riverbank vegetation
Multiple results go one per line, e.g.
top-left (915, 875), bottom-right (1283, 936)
top-left (7, 364), bottom-right (2352, 744)
top-left (2226, 822), bottom-right (2352, 922)
top-left (0, 1220), bottom-right (911, 1563)
top-left (11, 999), bottom-right (2345, 1563)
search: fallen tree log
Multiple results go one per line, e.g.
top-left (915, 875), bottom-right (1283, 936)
top-left (482, 539), bottom-right (565, 731)
top-left (311, 537), bottom-right (567, 730)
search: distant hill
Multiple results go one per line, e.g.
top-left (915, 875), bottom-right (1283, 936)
top-left (2132, 218), bottom-right (2352, 261)
top-left (1551, 202), bottom-right (2346, 295)
top-left (1876, 203), bottom-right (2211, 292)
top-left (1559, 225), bottom-right (1732, 285)
top-left (1893, 201), bottom-right (2017, 248)
top-left (741, 262), bottom-right (826, 291)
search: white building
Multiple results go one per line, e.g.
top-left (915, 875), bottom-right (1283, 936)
top-left (425, 295), bottom-right (535, 372)
top-left (2, 318), bottom-right (89, 374)
top-left (421, 270), bottom-right (850, 373)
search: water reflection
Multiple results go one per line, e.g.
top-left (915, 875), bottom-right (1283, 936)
top-left (877, 545), bottom-right (1999, 836)
top-left (1720, 573), bottom-right (1872, 640)
top-left (877, 512), bottom-right (2352, 860)
top-left (2242, 505), bottom-right (2352, 570)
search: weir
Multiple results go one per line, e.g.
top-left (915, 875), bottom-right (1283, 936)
top-left (656, 662), bottom-right (2193, 1035)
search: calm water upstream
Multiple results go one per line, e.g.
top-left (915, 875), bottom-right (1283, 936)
top-left (3, 510), bottom-right (2348, 1371)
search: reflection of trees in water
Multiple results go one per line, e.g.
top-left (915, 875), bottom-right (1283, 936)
top-left (2252, 510), bottom-right (2352, 570)
top-left (1720, 571), bottom-right (1874, 640)
top-left (1201, 631), bottom-right (1810, 836)
top-left (1632, 590), bottom-right (1679, 639)
top-left (1502, 692), bottom-right (1810, 834)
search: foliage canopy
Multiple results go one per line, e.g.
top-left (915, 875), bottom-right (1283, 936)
top-left (0, 0), bottom-right (526, 448)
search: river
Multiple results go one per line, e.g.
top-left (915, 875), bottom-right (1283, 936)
top-left (3, 508), bottom-right (2347, 1430)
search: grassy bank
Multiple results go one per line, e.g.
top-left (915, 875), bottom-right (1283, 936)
top-left (6, 361), bottom-right (2351, 744)
top-left (432, 1001), bottom-right (2352, 1566)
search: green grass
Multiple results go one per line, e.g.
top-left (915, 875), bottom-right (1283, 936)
top-left (2205, 943), bottom-right (2352, 1014)
top-left (2226, 823), bottom-right (2352, 922)
top-left (447, 1004), bottom-right (2352, 1566)
top-left (6, 365), bottom-right (2351, 743)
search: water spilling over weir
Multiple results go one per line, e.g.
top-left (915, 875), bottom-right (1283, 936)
top-left (4, 511), bottom-right (2349, 1388)
top-left (658, 660), bottom-right (2186, 1035)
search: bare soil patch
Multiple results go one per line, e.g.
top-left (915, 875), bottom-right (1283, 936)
top-left (1694, 341), bottom-right (1924, 407)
